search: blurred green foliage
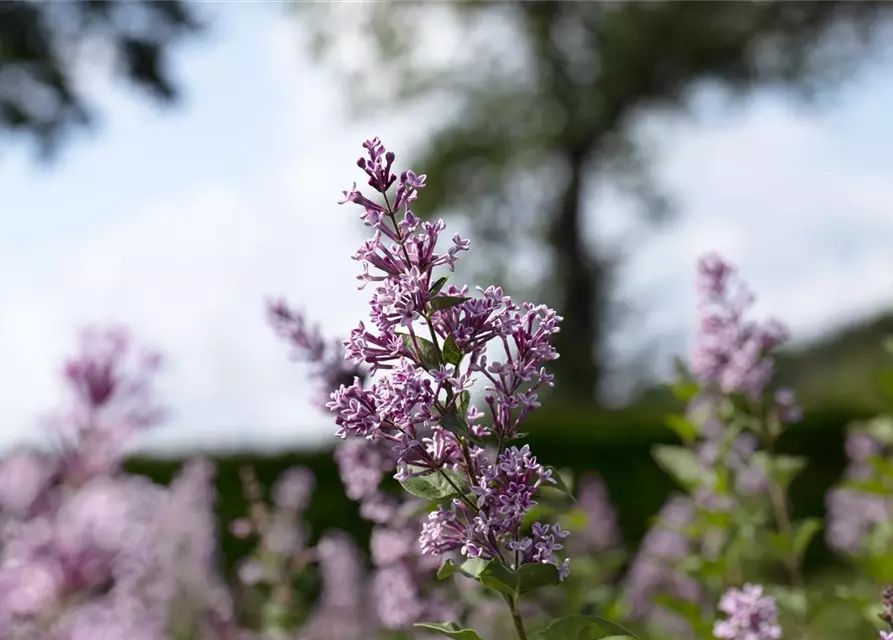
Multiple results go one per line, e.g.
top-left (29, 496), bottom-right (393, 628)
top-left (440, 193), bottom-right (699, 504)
top-left (124, 399), bottom-right (871, 579)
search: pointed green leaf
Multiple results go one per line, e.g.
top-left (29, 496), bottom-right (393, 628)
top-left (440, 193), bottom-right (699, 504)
top-left (751, 452), bottom-right (807, 489)
top-left (429, 276), bottom-right (449, 298)
top-left (415, 622), bottom-right (484, 640)
top-left (401, 333), bottom-right (441, 370)
top-left (517, 561), bottom-right (562, 594)
top-left (457, 390), bottom-right (471, 418)
top-left (541, 465), bottom-right (577, 502)
top-left (672, 380), bottom-right (700, 403)
top-left (441, 407), bottom-right (470, 438)
top-left (477, 559), bottom-right (519, 597)
top-left (443, 334), bottom-right (463, 366)
top-left (652, 445), bottom-right (712, 492)
top-left (437, 557), bottom-right (489, 581)
top-left (665, 414), bottom-right (699, 444)
top-left (653, 594), bottom-right (712, 636)
top-left (536, 615), bottom-right (641, 640)
top-left (792, 517), bottom-right (822, 558)
top-left (431, 295), bottom-right (471, 311)
top-left (399, 468), bottom-right (467, 500)
top-left (843, 478), bottom-right (889, 495)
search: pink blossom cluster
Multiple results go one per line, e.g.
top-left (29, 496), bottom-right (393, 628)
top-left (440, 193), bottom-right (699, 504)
top-left (713, 584), bottom-right (782, 640)
top-left (0, 326), bottom-right (238, 640)
top-left (267, 301), bottom-right (457, 630)
top-left (327, 138), bottom-right (567, 578)
top-left (692, 254), bottom-right (792, 402)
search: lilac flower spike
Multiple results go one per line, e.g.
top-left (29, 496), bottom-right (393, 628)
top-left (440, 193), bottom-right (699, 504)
top-left (713, 584), bottom-right (782, 640)
top-left (329, 138), bottom-right (567, 579)
top-left (691, 254), bottom-right (790, 400)
top-left (49, 324), bottom-right (166, 481)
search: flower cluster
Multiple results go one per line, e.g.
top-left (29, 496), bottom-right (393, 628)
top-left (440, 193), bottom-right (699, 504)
top-left (570, 472), bottom-right (622, 554)
top-left (622, 496), bottom-right (700, 626)
top-left (267, 301), bottom-right (366, 408)
top-left (267, 301), bottom-right (457, 630)
top-left (713, 584), bottom-right (782, 640)
top-left (880, 585), bottom-right (893, 640)
top-left (692, 253), bottom-right (794, 406)
top-left (49, 325), bottom-right (166, 481)
top-left (327, 138), bottom-right (567, 579)
top-left (229, 465), bottom-right (315, 592)
top-left (825, 421), bottom-right (893, 556)
top-left (0, 326), bottom-right (238, 640)
top-left (419, 445), bottom-right (569, 577)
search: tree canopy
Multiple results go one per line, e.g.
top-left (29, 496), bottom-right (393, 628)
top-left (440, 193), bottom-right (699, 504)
top-left (299, 0), bottom-right (893, 403)
top-left (0, 0), bottom-right (201, 157)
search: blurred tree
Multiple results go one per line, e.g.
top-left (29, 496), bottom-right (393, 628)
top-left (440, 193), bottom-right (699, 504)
top-left (297, 1), bottom-right (893, 403)
top-left (0, 0), bottom-right (201, 157)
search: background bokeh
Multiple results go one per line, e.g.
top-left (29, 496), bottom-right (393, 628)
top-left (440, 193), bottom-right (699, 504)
top-left (3, 0), bottom-right (893, 577)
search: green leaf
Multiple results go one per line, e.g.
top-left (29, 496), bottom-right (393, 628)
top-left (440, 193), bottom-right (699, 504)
top-left (769, 585), bottom-right (808, 620)
top-left (440, 407), bottom-right (470, 438)
top-left (751, 453), bottom-right (807, 489)
top-left (653, 594), bottom-right (712, 636)
top-left (442, 334), bottom-right (463, 366)
top-left (652, 445), bottom-right (712, 492)
top-left (766, 524), bottom-right (814, 565)
top-left (541, 465), bottom-right (577, 502)
top-left (429, 276), bottom-right (449, 298)
top-left (261, 600), bottom-right (290, 630)
top-left (536, 615), bottom-right (641, 640)
top-left (517, 561), bottom-right (562, 594)
top-left (476, 559), bottom-right (519, 597)
top-left (431, 295), bottom-right (471, 311)
top-left (665, 414), bottom-right (699, 444)
top-left (401, 333), bottom-right (441, 370)
top-left (672, 380), bottom-right (701, 403)
top-left (791, 517), bottom-right (822, 558)
top-left (457, 390), bottom-right (471, 418)
top-left (880, 369), bottom-right (893, 400)
top-left (399, 468), bottom-right (467, 500)
top-left (866, 416), bottom-right (893, 446)
top-left (448, 558), bottom-right (562, 599)
top-left (415, 622), bottom-right (484, 640)
top-left (842, 478), bottom-right (889, 495)
top-left (437, 557), bottom-right (489, 580)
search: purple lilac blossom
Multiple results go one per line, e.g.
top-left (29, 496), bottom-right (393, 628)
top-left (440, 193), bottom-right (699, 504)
top-left (568, 472), bottom-right (622, 554)
top-left (267, 301), bottom-right (453, 631)
top-left (297, 532), bottom-right (368, 640)
top-left (826, 429), bottom-right (893, 555)
top-left (0, 327), bottom-right (238, 640)
top-left (268, 300), bottom-right (366, 409)
top-left (880, 586), bottom-right (893, 640)
top-left (687, 255), bottom-right (802, 510)
top-left (622, 496), bottom-right (700, 629)
top-left (328, 138), bottom-right (566, 578)
top-left (50, 325), bottom-right (166, 482)
top-left (368, 500), bottom-right (456, 630)
top-left (232, 465), bottom-right (314, 595)
top-left (713, 584), bottom-right (782, 640)
top-left (692, 254), bottom-right (791, 401)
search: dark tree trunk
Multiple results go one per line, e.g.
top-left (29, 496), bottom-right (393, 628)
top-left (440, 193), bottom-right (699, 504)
top-left (548, 144), bottom-right (603, 402)
top-left (525, 2), bottom-right (607, 403)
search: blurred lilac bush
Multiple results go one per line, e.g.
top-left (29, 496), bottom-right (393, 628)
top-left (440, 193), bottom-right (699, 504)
top-left (4, 140), bottom-right (893, 640)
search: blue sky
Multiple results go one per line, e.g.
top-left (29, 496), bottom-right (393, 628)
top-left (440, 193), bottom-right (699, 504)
top-left (2, 5), bottom-right (892, 456)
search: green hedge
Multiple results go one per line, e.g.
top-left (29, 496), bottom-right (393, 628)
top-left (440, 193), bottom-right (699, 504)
top-left (124, 399), bottom-right (877, 574)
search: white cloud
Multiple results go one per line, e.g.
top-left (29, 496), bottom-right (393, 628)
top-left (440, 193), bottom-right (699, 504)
top-left (612, 97), bottom-right (893, 372)
top-left (2, 8), bottom-right (892, 456)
